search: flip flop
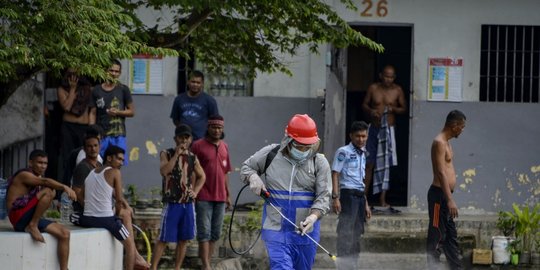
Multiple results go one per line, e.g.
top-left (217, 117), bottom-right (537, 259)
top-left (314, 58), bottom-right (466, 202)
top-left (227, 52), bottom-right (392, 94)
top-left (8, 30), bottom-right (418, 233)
top-left (384, 206), bottom-right (401, 214)
top-left (370, 206), bottom-right (384, 214)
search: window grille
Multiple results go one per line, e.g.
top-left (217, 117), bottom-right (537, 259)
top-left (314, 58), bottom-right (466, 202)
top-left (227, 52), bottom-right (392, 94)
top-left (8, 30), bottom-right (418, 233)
top-left (480, 25), bottom-right (540, 103)
top-left (198, 64), bottom-right (253, 97)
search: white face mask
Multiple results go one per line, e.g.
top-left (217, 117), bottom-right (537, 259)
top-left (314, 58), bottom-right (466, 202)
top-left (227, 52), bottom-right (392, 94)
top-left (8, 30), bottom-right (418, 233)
top-left (289, 146), bottom-right (310, 161)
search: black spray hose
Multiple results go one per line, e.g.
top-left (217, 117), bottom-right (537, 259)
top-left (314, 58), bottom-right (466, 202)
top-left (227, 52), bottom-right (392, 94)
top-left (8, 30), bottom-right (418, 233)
top-left (228, 184), bottom-right (263, 255)
top-left (229, 185), bottom-right (336, 260)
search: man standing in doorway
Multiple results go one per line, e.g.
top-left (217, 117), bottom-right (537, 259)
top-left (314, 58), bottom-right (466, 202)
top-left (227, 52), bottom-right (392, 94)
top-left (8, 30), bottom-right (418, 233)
top-left (361, 65), bottom-right (407, 213)
top-left (426, 110), bottom-right (466, 270)
top-left (170, 70), bottom-right (219, 141)
top-left (191, 115), bottom-right (232, 270)
top-left (90, 59), bottom-right (135, 164)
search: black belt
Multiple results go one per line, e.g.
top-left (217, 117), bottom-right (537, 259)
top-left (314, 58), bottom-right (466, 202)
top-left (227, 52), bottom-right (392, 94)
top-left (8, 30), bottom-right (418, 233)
top-left (340, 188), bottom-right (365, 197)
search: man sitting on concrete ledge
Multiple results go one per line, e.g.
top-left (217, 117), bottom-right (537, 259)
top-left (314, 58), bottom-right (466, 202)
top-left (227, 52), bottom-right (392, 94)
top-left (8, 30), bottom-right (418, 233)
top-left (71, 132), bottom-right (150, 269)
top-left (72, 145), bottom-right (140, 270)
top-left (6, 149), bottom-right (77, 270)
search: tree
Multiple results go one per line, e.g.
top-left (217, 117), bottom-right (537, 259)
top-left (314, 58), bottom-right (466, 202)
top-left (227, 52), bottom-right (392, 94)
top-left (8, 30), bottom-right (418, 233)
top-left (0, 0), bottom-right (177, 107)
top-left (0, 0), bottom-right (382, 107)
top-left (137, 0), bottom-right (383, 76)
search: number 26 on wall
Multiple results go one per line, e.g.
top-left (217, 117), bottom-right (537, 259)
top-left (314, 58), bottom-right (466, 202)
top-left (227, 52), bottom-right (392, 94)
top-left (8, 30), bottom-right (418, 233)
top-left (361, 0), bottom-right (388, 17)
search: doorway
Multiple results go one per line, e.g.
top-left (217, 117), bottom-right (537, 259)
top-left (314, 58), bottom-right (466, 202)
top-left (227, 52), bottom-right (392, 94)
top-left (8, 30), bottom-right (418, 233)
top-left (345, 25), bottom-right (413, 207)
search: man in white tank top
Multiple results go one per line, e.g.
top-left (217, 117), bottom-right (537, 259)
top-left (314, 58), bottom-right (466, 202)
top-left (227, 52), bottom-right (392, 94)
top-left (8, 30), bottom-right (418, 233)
top-left (75, 145), bottom-right (138, 270)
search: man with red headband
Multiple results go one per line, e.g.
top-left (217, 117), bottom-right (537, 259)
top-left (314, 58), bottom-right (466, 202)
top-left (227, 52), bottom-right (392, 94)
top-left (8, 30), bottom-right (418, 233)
top-left (191, 115), bottom-right (232, 270)
top-left (240, 114), bottom-right (331, 270)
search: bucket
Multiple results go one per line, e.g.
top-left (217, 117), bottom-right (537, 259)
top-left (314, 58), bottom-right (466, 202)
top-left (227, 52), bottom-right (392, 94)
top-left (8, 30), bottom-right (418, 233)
top-left (492, 236), bottom-right (510, 264)
top-left (0, 178), bottom-right (7, 220)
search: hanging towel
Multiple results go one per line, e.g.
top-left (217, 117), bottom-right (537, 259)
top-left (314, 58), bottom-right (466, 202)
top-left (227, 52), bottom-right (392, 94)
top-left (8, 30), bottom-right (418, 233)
top-left (372, 107), bottom-right (396, 194)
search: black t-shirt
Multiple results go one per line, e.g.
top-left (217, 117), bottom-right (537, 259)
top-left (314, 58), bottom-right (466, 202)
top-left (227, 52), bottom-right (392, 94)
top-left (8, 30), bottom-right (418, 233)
top-left (90, 84), bottom-right (133, 137)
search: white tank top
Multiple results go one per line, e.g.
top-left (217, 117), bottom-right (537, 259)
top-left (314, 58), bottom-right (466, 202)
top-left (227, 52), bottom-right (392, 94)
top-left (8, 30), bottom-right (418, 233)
top-left (83, 167), bottom-right (114, 217)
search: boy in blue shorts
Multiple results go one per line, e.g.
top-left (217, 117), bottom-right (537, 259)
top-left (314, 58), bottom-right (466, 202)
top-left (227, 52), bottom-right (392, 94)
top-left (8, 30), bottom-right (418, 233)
top-left (150, 124), bottom-right (206, 270)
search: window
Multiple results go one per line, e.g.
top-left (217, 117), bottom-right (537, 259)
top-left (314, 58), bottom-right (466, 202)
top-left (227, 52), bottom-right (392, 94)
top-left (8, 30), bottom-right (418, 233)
top-left (198, 64), bottom-right (253, 97)
top-left (480, 25), bottom-right (540, 103)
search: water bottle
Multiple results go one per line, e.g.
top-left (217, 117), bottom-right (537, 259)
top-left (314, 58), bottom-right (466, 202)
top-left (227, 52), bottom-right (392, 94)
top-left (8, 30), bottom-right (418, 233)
top-left (0, 178), bottom-right (7, 220)
top-left (60, 192), bottom-right (73, 223)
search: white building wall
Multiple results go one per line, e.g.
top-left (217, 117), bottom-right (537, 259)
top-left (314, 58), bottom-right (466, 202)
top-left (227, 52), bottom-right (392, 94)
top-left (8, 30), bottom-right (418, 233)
top-left (257, 0), bottom-right (540, 100)
top-left (253, 45), bottom-right (327, 98)
top-left (130, 1), bottom-right (540, 99)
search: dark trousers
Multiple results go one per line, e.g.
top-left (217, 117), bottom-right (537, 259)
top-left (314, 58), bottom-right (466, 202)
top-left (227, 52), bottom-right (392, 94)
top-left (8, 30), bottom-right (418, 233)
top-left (426, 185), bottom-right (463, 270)
top-left (336, 188), bottom-right (366, 269)
top-left (61, 121), bottom-right (88, 168)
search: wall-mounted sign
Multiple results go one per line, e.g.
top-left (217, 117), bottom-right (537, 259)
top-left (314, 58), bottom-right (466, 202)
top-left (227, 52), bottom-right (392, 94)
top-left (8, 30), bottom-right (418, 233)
top-left (129, 54), bottom-right (163, 95)
top-left (428, 57), bottom-right (463, 102)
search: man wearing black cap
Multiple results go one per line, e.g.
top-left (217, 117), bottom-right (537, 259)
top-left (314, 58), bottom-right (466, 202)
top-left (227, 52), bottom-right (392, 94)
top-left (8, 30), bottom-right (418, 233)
top-left (150, 124), bottom-right (206, 270)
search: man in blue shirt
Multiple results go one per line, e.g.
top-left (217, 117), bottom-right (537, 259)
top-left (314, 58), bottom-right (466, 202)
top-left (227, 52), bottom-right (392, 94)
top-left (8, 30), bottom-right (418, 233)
top-left (331, 121), bottom-right (372, 270)
top-left (170, 70), bottom-right (219, 141)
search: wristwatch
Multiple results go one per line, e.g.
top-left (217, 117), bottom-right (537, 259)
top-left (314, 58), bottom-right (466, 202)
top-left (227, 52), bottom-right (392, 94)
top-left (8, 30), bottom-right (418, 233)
top-left (331, 193), bottom-right (339, 199)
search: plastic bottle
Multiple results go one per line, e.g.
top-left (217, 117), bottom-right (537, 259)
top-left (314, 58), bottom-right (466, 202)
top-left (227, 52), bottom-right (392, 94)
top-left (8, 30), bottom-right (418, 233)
top-left (0, 178), bottom-right (7, 220)
top-left (60, 192), bottom-right (73, 223)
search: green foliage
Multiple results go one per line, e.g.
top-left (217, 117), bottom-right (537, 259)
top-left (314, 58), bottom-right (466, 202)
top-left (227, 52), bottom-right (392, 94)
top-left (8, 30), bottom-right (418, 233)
top-left (234, 200), bottom-right (263, 235)
top-left (126, 184), bottom-right (139, 205)
top-left (137, 0), bottom-right (383, 77)
top-left (497, 210), bottom-right (516, 237)
top-left (150, 186), bottom-right (161, 200)
top-left (0, 0), bottom-right (178, 105)
top-left (45, 209), bottom-right (61, 219)
top-left (507, 238), bottom-right (521, 255)
top-left (501, 203), bottom-right (540, 252)
top-left (1, 0), bottom-right (382, 106)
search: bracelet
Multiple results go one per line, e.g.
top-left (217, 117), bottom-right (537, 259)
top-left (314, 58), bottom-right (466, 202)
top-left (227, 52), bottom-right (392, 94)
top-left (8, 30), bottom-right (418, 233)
top-left (331, 193), bottom-right (339, 199)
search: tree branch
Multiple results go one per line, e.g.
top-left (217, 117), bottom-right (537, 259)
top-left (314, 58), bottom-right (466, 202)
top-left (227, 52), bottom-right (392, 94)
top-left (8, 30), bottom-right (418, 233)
top-left (162, 8), bottom-right (214, 48)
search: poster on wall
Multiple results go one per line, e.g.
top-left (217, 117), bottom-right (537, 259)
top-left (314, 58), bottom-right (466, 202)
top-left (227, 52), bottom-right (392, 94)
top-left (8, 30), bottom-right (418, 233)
top-left (427, 57), bottom-right (463, 102)
top-left (129, 54), bottom-right (163, 95)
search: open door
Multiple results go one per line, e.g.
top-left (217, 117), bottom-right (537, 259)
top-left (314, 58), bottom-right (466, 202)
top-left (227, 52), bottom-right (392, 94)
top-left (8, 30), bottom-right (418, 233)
top-left (346, 25), bottom-right (413, 207)
top-left (322, 45), bottom-right (348, 158)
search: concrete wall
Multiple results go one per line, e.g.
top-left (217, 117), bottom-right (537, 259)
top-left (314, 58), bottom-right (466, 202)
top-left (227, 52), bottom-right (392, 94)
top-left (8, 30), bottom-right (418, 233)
top-left (0, 80), bottom-right (43, 149)
top-left (122, 95), bottom-right (324, 204)
top-left (0, 221), bottom-right (123, 270)
top-left (408, 102), bottom-right (540, 212)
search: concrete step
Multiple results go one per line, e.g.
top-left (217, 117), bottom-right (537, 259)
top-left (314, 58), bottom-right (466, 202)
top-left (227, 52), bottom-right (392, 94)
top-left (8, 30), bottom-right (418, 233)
top-left (312, 252), bottom-right (533, 270)
top-left (318, 232), bottom-right (476, 254)
top-left (313, 252), bottom-right (428, 270)
top-left (319, 211), bottom-right (498, 248)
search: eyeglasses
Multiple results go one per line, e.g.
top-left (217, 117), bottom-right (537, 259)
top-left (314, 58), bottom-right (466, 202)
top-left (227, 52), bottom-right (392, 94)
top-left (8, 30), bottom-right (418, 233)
top-left (291, 141), bottom-right (313, 152)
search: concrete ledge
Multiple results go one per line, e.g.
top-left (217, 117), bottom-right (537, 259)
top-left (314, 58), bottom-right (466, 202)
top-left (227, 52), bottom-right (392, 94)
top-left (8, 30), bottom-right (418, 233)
top-left (0, 219), bottom-right (122, 270)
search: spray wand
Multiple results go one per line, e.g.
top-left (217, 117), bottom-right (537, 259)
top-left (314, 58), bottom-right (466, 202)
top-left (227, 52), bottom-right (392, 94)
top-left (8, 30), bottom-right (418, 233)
top-left (260, 190), bottom-right (337, 261)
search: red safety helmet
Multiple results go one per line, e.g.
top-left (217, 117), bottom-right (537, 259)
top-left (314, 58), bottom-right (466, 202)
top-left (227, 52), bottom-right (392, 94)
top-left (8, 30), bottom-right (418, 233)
top-left (285, 114), bottom-right (319, 144)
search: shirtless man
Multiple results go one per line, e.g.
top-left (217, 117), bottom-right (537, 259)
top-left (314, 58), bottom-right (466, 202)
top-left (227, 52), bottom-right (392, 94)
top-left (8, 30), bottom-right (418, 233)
top-left (426, 110), bottom-right (466, 270)
top-left (6, 149), bottom-right (77, 270)
top-left (361, 65), bottom-right (407, 212)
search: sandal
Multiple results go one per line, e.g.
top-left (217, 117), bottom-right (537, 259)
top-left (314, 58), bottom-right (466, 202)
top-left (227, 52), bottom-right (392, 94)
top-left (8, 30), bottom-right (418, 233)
top-left (383, 206), bottom-right (401, 214)
top-left (370, 206), bottom-right (384, 214)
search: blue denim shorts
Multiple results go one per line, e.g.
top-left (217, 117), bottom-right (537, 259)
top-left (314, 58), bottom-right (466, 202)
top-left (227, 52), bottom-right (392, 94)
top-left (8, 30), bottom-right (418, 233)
top-left (195, 201), bottom-right (226, 242)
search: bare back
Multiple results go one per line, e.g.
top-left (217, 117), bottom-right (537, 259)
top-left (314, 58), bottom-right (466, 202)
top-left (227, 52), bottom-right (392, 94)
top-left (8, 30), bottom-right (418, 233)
top-left (431, 133), bottom-right (457, 191)
top-left (362, 82), bottom-right (406, 127)
top-left (6, 172), bottom-right (35, 212)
